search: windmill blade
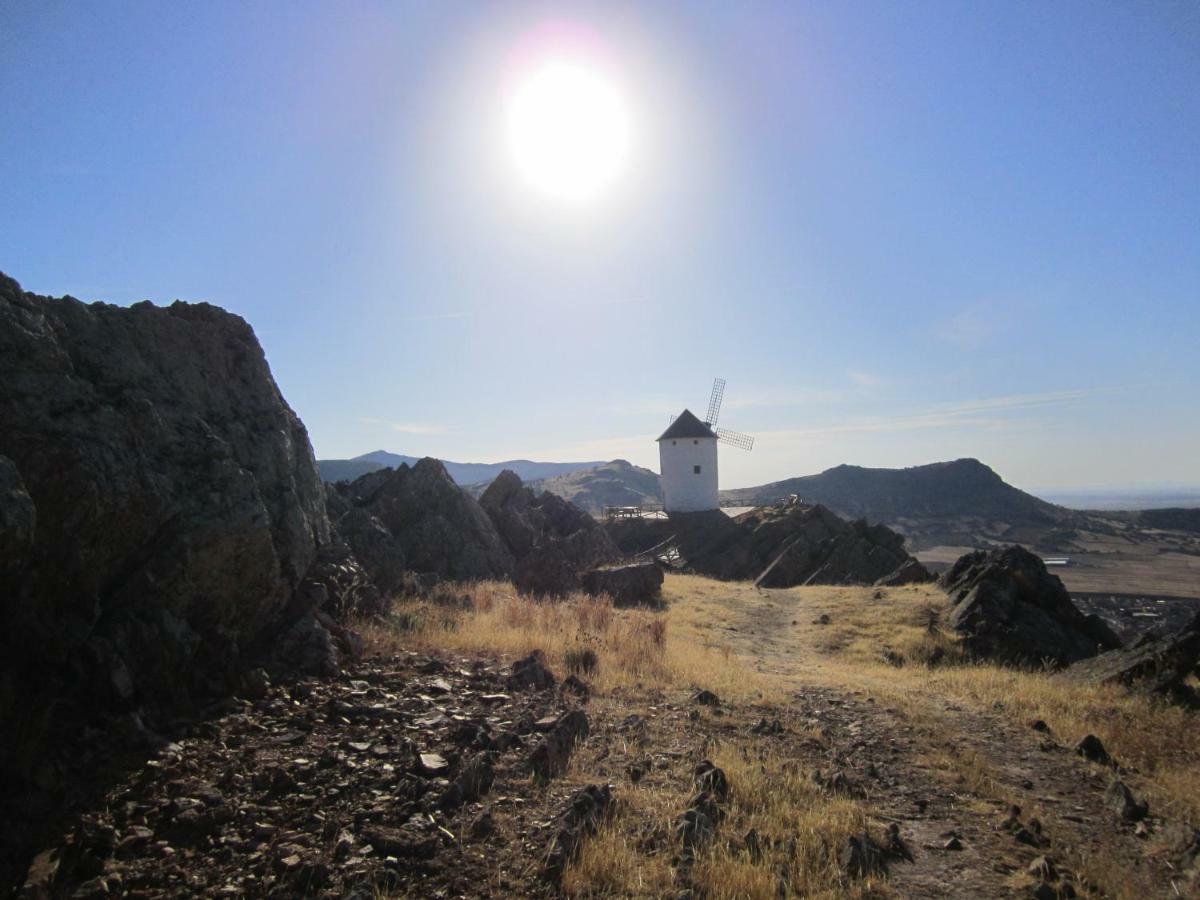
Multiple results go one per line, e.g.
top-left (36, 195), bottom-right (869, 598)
top-left (705, 377), bottom-right (726, 426)
top-left (716, 427), bottom-right (754, 451)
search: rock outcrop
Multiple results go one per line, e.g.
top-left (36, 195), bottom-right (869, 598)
top-left (581, 562), bottom-right (664, 606)
top-left (0, 274), bottom-right (354, 889)
top-left (939, 546), bottom-right (1122, 666)
top-left (604, 500), bottom-right (920, 588)
top-left (329, 466), bottom-right (618, 597)
top-left (327, 459), bottom-right (514, 582)
top-left (1066, 611), bottom-right (1200, 699)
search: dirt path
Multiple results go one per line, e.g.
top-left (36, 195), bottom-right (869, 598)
top-left (695, 585), bottom-right (1185, 898)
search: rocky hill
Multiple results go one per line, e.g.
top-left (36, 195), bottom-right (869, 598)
top-left (723, 458), bottom-right (1064, 524)
top-left (318, 451), bottom-right (604, 486)
top-left (527, 459), bottom-right (662, 513)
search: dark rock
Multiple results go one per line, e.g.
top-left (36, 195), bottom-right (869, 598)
top-left (874, 558), bottom-right (933, 587)
top-left (529, 710), bottom-right (589, 780)
top-left (693, 760), bottom-right (729, 800)
top-left (840, 832), bottom-right (886, 878)
top-left (561, 674), bottom-right (591, 703)
top-left (939, 546), bottom-right (1122, 666)
top-left (543, 784), bottom-right (614, 883)
top-left (481, 470), bottom-right (620, 598)
top-left (332, 507), bottom-right (409, 598)
top-left (1066, 611), bottom-right (1200, 699)
top-left (332, 458), bottom-right (514, 581)
top-left (508, 652), bottom-right (556, 691)
top-left (674, 807), bottom-right (715, 853)
top-left (581, 563), bottom-right (664, 607)
top-left (1104, 780), bottom-right (1148, 822)
top-left (439, 752), bottom-right (495, 809)
top-left (1027, 854), bottom-right (1057, 880)
top-left (1074, 734), bottom-right (1111, 766)
top-left (692, 689), bottom-right (720, 707)
top-left (242, 668), bottom-right (270, 701)
top-left (469, 808), bottom-right (495, 840)
top-left (0, 455), bottom-right (35, 582)
top-left (362, 825), bottom-right (438, 859)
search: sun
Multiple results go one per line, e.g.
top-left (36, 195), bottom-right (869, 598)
top-left (505, 58), bottom-right (631, 206)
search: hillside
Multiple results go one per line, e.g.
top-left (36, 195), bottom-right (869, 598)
top-left (527, 458), bottom-right (662, 513)
top-left (317, 450), bottom-right (604, 486)
top-left (723, 458), bottom-right (1064, 523)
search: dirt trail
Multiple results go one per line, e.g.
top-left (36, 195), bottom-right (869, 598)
top-left (696, 585), bottom-right (1185, 898)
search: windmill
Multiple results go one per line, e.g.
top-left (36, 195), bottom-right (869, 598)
top-left (657, 378), bottom-right (755, 513)
top-left (702, 377), bottom-right (755, 452)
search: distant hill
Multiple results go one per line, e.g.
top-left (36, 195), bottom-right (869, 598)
top-left (722, 458), bottom-right (1065, 523)
top-left (527, 459), bottom-right (663, 513)
top-left (317, 450), bottom-right (605, 486)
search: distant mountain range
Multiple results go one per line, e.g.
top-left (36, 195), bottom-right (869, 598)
top-left (317, 450), bottom-right (605, 487)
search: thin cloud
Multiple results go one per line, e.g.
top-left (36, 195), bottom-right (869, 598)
top-left (758, 387), bottom-right (1119, 440)
top-left (360, 417), bottom-right (453, 436)
top-left (399, 312), bottom-right (471, 322)
top-left (936, 307), bottom-right (995, 349)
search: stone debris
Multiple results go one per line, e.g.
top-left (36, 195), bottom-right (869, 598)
top-left (14, 652), bottom-right (583, 899)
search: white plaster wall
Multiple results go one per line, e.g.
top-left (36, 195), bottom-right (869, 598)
top-left (659, 437), bottom-right (719, 512)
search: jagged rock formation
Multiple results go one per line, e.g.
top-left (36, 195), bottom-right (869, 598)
top-left (328, 466), bottom-right (617, 596)
top-left (327, 459), bottom-right (514, 581)
top-left (0, 274), bottom-right (356, 889)
top-left (605, 501), bottom-right (919, 587)
top-left (480, 470), bottom-right (619, 596)
top-left (1066, 611), bottom-right (1200, 699)
top-left (939, 546), bottom-right (1122, 666)
top-left (738, 503), bottom-right (912, 587)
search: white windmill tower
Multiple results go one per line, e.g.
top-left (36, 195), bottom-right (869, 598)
top-left (657, 378), bottom-right (755, 513)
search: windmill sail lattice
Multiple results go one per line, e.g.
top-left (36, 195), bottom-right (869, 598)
top-left (716, 427), bottom-right (754, 451)
top-left (705, 378), bottom-right (726, 427)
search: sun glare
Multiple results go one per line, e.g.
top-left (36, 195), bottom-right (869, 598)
top-left (505, 58), bottom-right (631, 206)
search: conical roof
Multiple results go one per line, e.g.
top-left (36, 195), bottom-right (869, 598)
top-left (656, 408), bottom-right (717, 441)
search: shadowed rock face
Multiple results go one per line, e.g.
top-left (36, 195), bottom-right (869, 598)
top-left (0, 273), bottom-right (341, 884)
top-left (939, 545), bottom-right (1122, 666)
top-left (329, 467), bottom-right (617, 597)
top-left (328, 459), bottom-right (514, 582)
top-left (603, 501), bottom-right (918, 588)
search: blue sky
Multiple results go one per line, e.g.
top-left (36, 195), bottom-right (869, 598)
top-left (2, 1), bottom-right (1197, 490)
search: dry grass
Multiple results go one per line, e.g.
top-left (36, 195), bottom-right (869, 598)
top-left (690, 743), bottom-right (878, 900)
top-left (664, 574), bottom-right (1200, 823)
top-left (560, 739), bottom-right (877, 900)
top-left (360, 580), bottom-right (780, 702)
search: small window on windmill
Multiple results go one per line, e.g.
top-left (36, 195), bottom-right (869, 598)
top-left (694, 464), bottom-right (701, 474)
top-left (693, 439), bottom-right (698, 444)
top-left (672, 440), bottom-right (677, 445)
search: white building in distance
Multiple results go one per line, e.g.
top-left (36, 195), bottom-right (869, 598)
top-left (657, 409), bottom-right (719, 512)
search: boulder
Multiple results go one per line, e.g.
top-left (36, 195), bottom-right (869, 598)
top-left (481, 470), bottom-right (620, 597)
top-left (581, 562), bottom-right (664, 607)
top-left (0, 274), bottom-right (360, 888)
top-left (939, 546), bottom-right (1122, 666)
top-left (875, 558), bottom-right (933, 587)
top-left (1065, 611), bottom-right (1200, 698)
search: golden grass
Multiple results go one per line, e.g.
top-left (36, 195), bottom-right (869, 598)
top-left (360, 580), bottom-right (781, 702)
top-left (690, 743), bottom-right (878, 900)
top-left (560, 739), bottom-right (877, 899)
top-left (664, 574), bottom-right (1200, 823)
